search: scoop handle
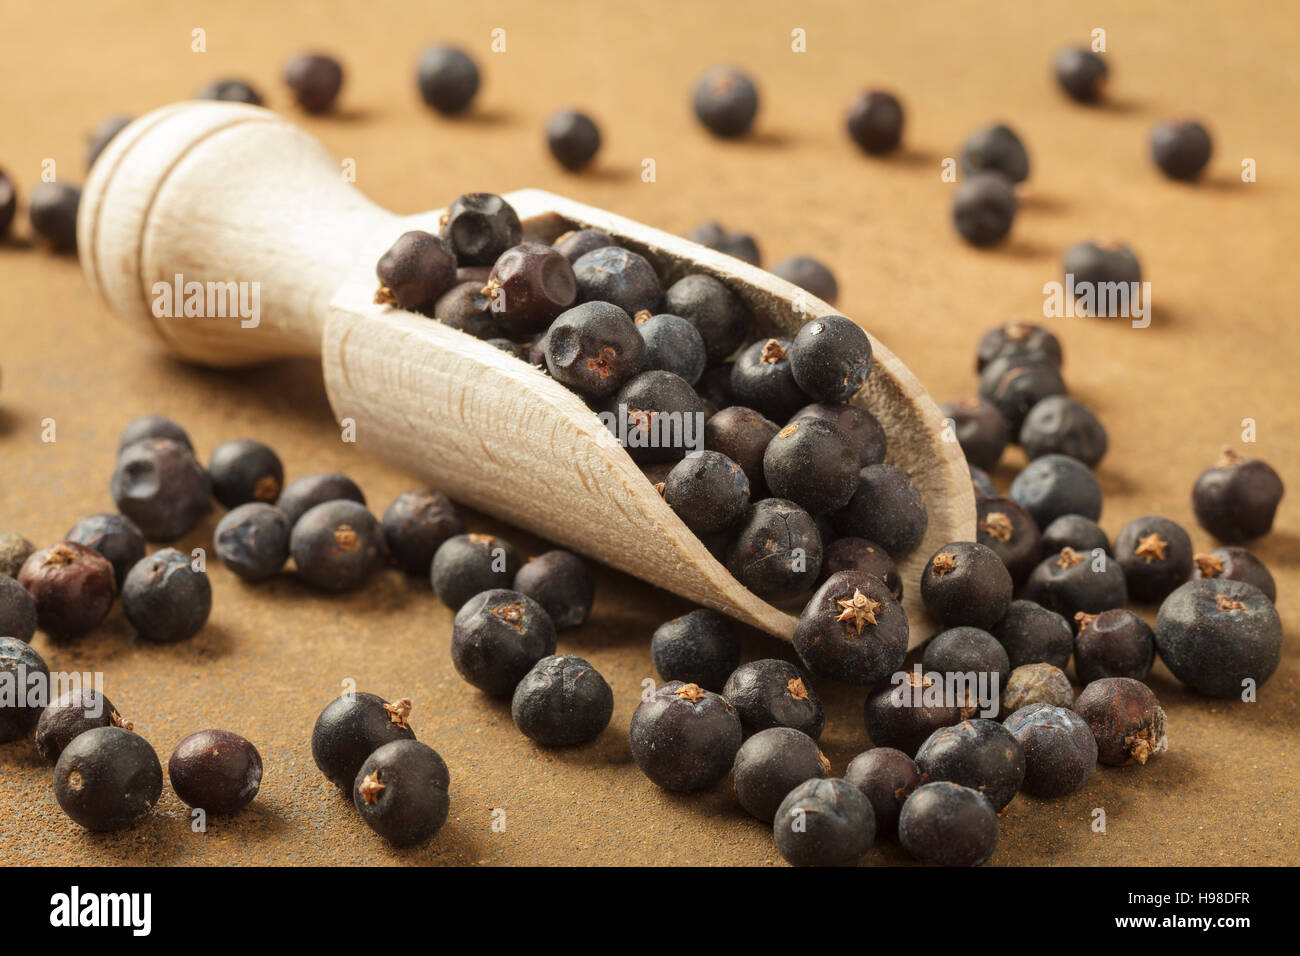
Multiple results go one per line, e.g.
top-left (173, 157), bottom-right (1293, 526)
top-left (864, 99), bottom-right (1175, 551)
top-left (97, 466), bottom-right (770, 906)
top-left (78, 102), bottom-right (398, 366)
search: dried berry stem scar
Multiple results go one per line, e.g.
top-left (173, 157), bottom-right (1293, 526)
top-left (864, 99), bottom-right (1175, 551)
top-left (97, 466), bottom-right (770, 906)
top-left (384, 698), bottom-right (412, 727)
top-left (836, 588), bottom-right (881, 633)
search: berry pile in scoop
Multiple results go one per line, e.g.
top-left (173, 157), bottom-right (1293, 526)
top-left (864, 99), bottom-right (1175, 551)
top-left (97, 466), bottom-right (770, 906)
top-left (372, 191), bottom-right (918, 612)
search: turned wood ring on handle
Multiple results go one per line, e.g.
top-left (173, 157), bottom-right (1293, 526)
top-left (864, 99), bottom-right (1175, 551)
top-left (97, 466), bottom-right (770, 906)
top-left (78, 101), bottom-right (975, 646)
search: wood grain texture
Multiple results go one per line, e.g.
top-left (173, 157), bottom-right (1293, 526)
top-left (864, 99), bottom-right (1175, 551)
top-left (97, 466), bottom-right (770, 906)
top-left (80, 103), bottom-right (972, 641)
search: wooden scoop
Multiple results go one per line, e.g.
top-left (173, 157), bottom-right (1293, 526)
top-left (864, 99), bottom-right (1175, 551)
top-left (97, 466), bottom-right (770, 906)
top-left (78, 101), bottom-right (974, 647)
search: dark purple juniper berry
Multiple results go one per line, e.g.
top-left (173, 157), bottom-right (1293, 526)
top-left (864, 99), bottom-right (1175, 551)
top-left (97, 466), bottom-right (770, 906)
top-left (773, 778), bottom-right (875, 867)
top-left (1191, 448), bottom-right (1284, 542)
top-left (1193, 547), bottom-right (1275, 602)
top-left (121, 548), bottom-right (212, 643)
top-left (733, 727), bottom-right (830, 822)
top-left (704, 406), bottom-right (779, 498)
top-left (169, 729), bottom-right (263, 814)
top-left (844, 747), bottom-right (922, 839)
top-left (277, 472), bottom-right (366, 528)
top-left (832, 464), bottom-right (928, 559)
top-left (727, 498), bottom-right (823, 601)
top-left (417, 45), bottom-right (480, 115)
top-left (485, 241), bottom-right (578, 338)
top-left (788, 315), bottom-right (873, 403)
top-left (663, 451), bottom-right (750, 534)
top-left (1113, 515), bottom-right (1194, 603)
top-left (290, 501), bottom-right (384, 592)
top-left (651, 609), bottom-right (740, 692)
top-left (863, 673), bottom-right (965, 755)
top-left (195, 78), bottom-right (262, 105)
top-left (976, 322), bottom-right (1062, 373)
top-left (772, 256), bottom-right (839, 304)
top-left (353, 740), bottom-right (450, 847)
top-left (846, 90), bottom-right (904, 155)
top-left (791, 403), bottom-right (888, 467)
top-left (433, 281), bottom-right (502, 339)
top-left (208, 439), bottom-right (284, 509)
top-left (1154, 579), bottom-right (1282, 698)
top-left (1062, 242), bottom-right (1142, 318)
top-left (35, 687), bottom-right (127, 762)
top-left (763, 419), bottom-right (859, 515)
top-left (793, 570), bottom-right (908, 686)
top-left (53, 727), bottom-right (162, 832)
top-left (921, 627), bottom-right (1010, 688)
top-left (545, 301), bottom-right (646, 398)
top-left (553, 228), bottom-right (614, 263)
top-left (431, 533), bottom-right (521, 609)
top-left (980, 353), bottom-right (1067, 433)
top-left (1002, 704), bottom-right (1097, 797)
top-left (1040, 514), bottom-right (1110, 558)
top-left (915, 718), bottom-right (1025, 812)
top-left (1074, 678), bottom-right (1167, 766)
top-left (450, 589), bottom-right (556, 698)
top-left (899, 781), bottom-right (999, 867)
top-left (662, 273), bottom-right (751, 364)
top-left (65, 513), bottom-right (146, 590)
top-left (374, 230), bottom-right (457, 312)
top-left (111, 439), bottom-right (212, 541)
top-left (687, 221), bottom-right (762, 265)
top-left (635, 311), bottom-right (707, 386)
top-left (628, 680), bottom-right (742, 791)
top-left (546, 109), bottom-right (602, 171)
top-left (512, 551), bottom-right (594, 630)
top-left (723, 658), bottom-right (825, 739)
top-left (960, 123), bottom-right (1030, 183)
top-left (28, 182), bottom-right (82, 251)
top-left (311, 692), bottom-right (416, 791)
top-left (975, 497), bottom-right (1041, 587)
top-left (381, 489), bottom-right (464, 576)
top-left (0, 637), bottom-right (49, 743)
top-left (941, 397), bottom-right (1008, 472)
top-left (283, 52), bottom-right (344, 113)
top-left (992, 600), bottom-right (1074, 670)
top-left (18, 543), bottom-right (116, 641)
top-left (730, 338), bottom-right (807, 423)
top-left (511, 654), bottom-right (613, 746)
top-left (572, 246), bottom-right (661, 316)
top-left (952, 173), bottom-right (1017, 247)
top-left (1019, 396), bottom-right (1108, 468)
top-left (1010, 454), bottom-right (1102, 527)
top-left (920, 542), bottom-right (1013, 631)
top-left (692, 65), bottom-right (760, 138)
top-left (213, 503), bottom-right (290, 582)
top-left (1054, 48), bottom-right (1108, 103)
top-left (613, 370), bottom-right (708, 465)
top-left (118, 415), bottom-right (193, 453)
top-left (439, 193), bottom-right (522, 267)
top-left (816, 537), bottom-right (902, 600)
top-left (0, 576), bottom-right (37, 645)
top-left (1073, 608), bottom-right (1154, 683)
top-left (1150, 119), bottom-right (1212, 181)
top-left (1025, 546), bottom-right (1128, 620)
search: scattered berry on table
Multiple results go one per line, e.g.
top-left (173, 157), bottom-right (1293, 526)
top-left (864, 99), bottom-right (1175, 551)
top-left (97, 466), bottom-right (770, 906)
top-left (511, 654), bottom-right (613, 746)
top-left (734, 726), bottom-right (830, 822)
top-left (628, 680), bottom-right (741, 791)
top-left (651, 609), bottom-right (740, 692)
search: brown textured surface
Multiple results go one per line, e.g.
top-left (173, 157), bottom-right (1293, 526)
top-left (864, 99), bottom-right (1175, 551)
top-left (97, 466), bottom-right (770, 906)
top-left (1, 0), bottom-right (1297, 866)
